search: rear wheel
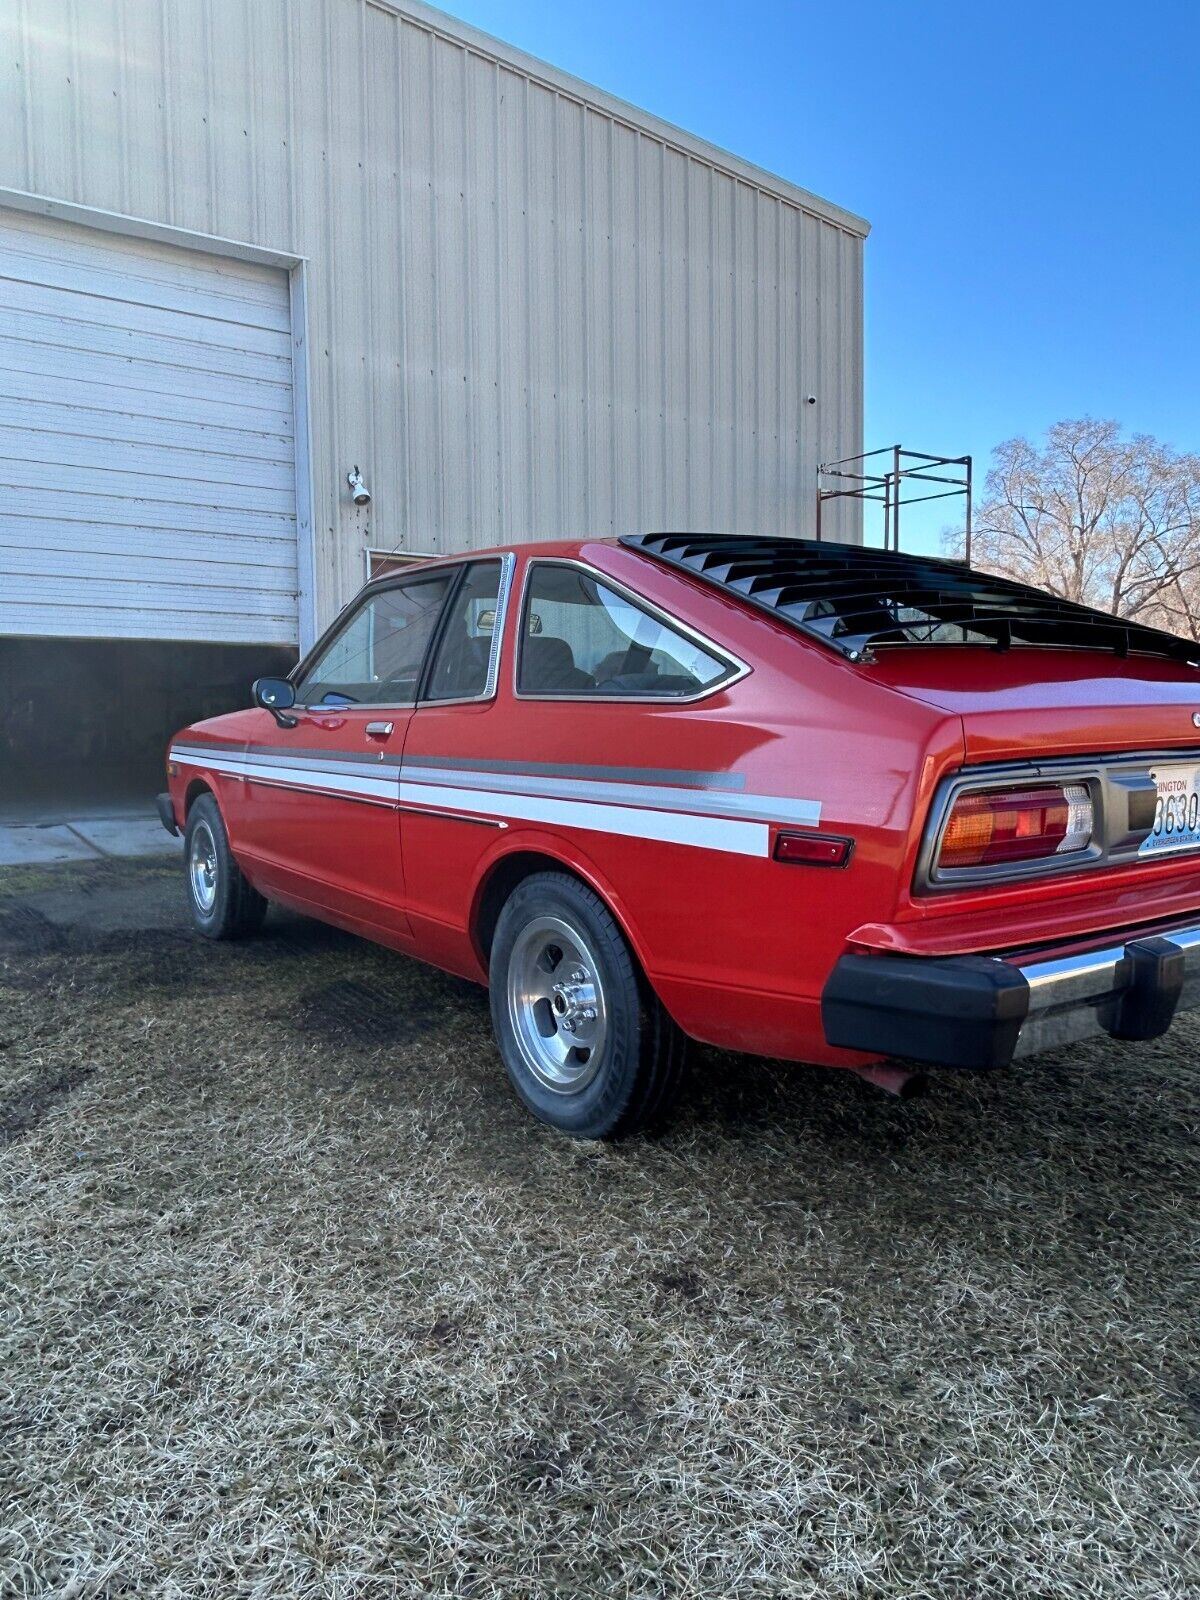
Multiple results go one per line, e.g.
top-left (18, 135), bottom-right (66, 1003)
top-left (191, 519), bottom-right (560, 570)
top-left (184, 793), bottom-right (267, 940)
top-left (489, 871), bottom-right (686, 1138)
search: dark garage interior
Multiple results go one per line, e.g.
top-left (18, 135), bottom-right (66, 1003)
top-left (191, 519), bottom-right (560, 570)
top-left (0, 638), bottom-right (297, 821)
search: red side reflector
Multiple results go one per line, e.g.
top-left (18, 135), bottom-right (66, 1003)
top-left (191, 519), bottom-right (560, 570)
top-left (774, 831), bottom-right (853, 867)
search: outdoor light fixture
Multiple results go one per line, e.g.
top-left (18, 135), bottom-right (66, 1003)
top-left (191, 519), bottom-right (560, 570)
top-left (347, 465), bottom-right (371, 506)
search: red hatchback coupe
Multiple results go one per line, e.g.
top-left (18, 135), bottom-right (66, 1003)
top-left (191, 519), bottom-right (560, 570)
top-left (161, 534), bottom-right (1200, 1137)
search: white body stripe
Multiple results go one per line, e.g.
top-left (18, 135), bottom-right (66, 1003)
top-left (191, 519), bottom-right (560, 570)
top-left (170, 746), bottom-right (815, 858)
top-left (394, 780), bottom-right (767, 856)
top-left (399, 764), bottom-right (820, 828)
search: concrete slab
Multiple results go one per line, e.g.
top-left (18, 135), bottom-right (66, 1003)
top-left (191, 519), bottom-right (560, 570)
top-left (68, 817), bottom-right (183, 859)
top-left (0, 824), bottom-right (102, 866)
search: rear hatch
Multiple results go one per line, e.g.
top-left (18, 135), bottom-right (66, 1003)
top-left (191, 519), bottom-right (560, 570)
top-left (868, 648), bottom-right (1200, 763)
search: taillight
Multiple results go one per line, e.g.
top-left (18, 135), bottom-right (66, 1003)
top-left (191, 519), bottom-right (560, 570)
top-left (938, 783), bottom-right (1093, 870)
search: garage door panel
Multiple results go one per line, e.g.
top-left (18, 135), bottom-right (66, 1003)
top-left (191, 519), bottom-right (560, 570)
top-left (0, 425), bottom-right (295, 491)
top-left (0, 341), bottom-right (295, 425)
top-left (0, 246), bottom-right (293, 333)
top-left (0, 491), bottom-right (294, 539)
top-left (2, 306), bottom-right (293, 383)
top-left (0, 277), bottom-right (293, 357)
top-left (0, 457), bottom-right (295, 515)
top-left (2, 600), bottom-right (297, 645)
top-left (0, 397), bottom-right (294, 460)
top-left (0, 515), bottom-right (298, 569)
top-left (1, 545), bottom-right (295, 592)
top-left (0, 209), bottom-right (299, 645)
top-left (0, 211), bottom-right (289, 311)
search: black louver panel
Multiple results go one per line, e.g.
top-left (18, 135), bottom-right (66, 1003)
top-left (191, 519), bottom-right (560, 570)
top-left (620, 534), bottom-right (1200, 665)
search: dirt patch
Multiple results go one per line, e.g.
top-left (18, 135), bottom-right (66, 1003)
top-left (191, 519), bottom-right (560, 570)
top-left (296, 973), bottom-right (484, 1045)
top-left (0, 855), bottom-right (1197, 1599)
top-left (0, 900), bottom-right (67, 954)
top-left (0, 1060), bottom-right (94, 1144)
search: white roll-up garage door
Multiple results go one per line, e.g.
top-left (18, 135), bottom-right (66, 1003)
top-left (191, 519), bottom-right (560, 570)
top-left (0, 210), bottom-right (298, 645)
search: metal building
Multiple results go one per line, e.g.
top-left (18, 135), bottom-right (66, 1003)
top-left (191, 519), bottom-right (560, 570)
top-left (0, 0), bottom-right (867, 799)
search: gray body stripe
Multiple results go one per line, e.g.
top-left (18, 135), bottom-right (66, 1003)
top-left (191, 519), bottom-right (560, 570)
top-left (171, 745), bottom-right (820, 827)
top-left (399, 764), bottom-right (819, 826)
top-left (180, 743), bottom-right (744, 790)
top-left (176, 741), bottom-right (406, 768)
top-left (409, 754), bottom-right (746, 791)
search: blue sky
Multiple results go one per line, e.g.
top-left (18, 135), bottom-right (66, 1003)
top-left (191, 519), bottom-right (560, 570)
top-left (445, 0), bottom-right (1198, 551)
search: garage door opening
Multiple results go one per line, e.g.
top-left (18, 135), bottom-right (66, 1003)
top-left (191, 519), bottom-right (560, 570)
top-left (0, 638), bottom-right (296, 822)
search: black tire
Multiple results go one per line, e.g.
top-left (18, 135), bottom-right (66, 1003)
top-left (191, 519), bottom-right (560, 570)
top-left (183, 792), bottom-right (268, 940)
top-left (488, 871), bottom-right (686, 1139)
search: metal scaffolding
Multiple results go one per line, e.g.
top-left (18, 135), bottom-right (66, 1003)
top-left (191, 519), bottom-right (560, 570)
top-left (817, 446), bottom-right (973, 562)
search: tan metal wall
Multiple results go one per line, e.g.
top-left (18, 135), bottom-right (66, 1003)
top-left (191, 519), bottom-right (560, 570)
top-left (0, 0), bottom-right (868, 642)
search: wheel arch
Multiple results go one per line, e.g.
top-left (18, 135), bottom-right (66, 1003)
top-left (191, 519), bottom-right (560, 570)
top-left (471, 841), bottom-right (654, 980)
top-left (183, 776), bottom-right (216, 816)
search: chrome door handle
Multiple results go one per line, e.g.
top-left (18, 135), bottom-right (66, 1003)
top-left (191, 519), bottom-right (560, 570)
top-left (365, 720), bottom-right (394, 737)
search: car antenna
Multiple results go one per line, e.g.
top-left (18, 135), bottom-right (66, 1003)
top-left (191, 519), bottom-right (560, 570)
top-left (366, 531), bottom-right (428, 581)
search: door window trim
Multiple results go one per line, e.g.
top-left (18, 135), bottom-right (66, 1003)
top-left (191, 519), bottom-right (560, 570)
top-left (417, 552), bottom-right (516, 708)
top-left (513, 558), bottom-right (750, 704)
top-left (287, 553), bottom-right (514, 711)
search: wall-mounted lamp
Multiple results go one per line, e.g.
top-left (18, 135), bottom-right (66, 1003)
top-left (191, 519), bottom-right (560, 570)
top-left (347, 465), bottom-right (371, 506)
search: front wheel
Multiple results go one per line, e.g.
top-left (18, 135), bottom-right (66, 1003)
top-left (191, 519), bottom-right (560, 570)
top-left (184, 793), bottom-right (267, 940)
top-left (489, 872), bottom-right (686, 1139)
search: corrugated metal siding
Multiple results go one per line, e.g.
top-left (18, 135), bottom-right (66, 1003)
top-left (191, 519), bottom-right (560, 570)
top-left (0, 209), bottom-right (297, 642)
top-left (0, 0), bottom-right (866, 643)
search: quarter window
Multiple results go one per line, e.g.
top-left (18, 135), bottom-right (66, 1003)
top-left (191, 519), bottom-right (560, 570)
top-left (423, 560), bottom-right (505, 701)
top-left (518, 564), bottom-right (738, 698)
top-left (294, 574), bottom-right (453, 705)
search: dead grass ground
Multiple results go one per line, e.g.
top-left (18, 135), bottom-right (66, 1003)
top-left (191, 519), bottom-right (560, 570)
top-left (0, 857), bottom-right (1197, 1599)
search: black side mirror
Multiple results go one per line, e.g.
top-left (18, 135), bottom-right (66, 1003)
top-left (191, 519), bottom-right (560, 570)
top-left (252, 676), bottom-right (298, 728)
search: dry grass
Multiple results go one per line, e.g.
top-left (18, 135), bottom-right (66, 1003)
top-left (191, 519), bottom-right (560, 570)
top-left (0, 858), bottom-right (1197, 1598)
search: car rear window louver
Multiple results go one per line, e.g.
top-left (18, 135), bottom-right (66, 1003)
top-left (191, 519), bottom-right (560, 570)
top-left (621, 534), bottom-right (1200, 666)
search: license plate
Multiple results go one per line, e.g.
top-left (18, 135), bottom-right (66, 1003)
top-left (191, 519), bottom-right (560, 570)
top-left (1140, 764), bottom-right (1200, 857)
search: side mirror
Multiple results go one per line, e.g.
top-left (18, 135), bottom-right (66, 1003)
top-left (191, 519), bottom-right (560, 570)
top-left (252, 676), bottom-right (298, 727)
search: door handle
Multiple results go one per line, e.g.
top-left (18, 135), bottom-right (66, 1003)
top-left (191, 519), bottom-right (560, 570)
top-left (365, 721), bottom-right (394, 737)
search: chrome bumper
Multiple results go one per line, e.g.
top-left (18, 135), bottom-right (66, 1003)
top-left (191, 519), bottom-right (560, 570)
top-left (1013, 923), bottom-right (1200, 1057)
top-left (822, 919), bottom-right (1200, 1070)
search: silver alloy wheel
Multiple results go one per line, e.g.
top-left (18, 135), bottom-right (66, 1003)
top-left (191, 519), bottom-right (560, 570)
top-left (189, 819), bottom-right (218, 914)
top-left (506, 913), bottom-right (609, 1093)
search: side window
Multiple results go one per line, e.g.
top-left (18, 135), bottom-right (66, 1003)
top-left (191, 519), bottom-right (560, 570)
top-left (423, 560), bottom-right (505, 702)
top-left (517, 564), bottom-right (739, 698)
top-left (294, 574), bottom-right (453, 705)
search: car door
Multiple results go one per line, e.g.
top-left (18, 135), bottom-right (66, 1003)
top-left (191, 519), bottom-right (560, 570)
top-left (235, 567), bottom-right (456, 936)
top-left (394, 555), bottom-right (515, 965)
top-left (397, 551), bottom-right (749, 973)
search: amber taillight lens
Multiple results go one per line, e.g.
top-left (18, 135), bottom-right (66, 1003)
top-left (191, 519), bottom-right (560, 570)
top-left (938, 783), bottom-right (1093, 870)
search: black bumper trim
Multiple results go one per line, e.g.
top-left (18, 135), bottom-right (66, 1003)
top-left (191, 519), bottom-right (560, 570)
top-left (822, 922), bottom-right (1200, 1071)
top-left (822, 953), bottom-right (1030, 1070)
top-left (156, 793), bottom-right (179, 837)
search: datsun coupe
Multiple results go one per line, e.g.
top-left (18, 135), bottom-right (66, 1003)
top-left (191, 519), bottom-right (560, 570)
top-left (160, 534), bottom-right (1200, 1137)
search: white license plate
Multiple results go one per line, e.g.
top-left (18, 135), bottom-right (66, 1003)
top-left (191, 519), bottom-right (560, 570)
top-left (1140, 764), bottom-right (1200, 857)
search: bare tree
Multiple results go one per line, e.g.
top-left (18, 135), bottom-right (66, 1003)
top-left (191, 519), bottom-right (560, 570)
top-left (946, 419), bottom-right (1200, 638)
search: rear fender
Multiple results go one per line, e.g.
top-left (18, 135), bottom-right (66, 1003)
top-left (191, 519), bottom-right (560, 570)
top-left (468, 827), bottom-right (655, 978)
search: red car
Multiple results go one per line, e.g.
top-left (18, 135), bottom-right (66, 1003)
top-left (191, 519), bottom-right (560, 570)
top-left (160, 534), bottom-right (1200, 1137)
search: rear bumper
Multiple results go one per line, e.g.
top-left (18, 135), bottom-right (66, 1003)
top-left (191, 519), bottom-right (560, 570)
top-left (156, 792), bottom-right (179, 837)
top-left (822, 920), bottom-right (1200, 1070)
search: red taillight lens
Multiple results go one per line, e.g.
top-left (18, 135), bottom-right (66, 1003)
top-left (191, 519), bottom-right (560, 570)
top-left (939, 783), bottom-right (1093, 870)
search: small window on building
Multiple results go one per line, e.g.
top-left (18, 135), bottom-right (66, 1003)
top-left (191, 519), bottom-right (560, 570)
top-left (423, 560), bottom-right (505, 701)
top-left (295, 573), bottom-right (453, 705)
top-left (517, 564), bottom-right (738, 698)
top-left (366, 549), bottom-right (436, 581)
